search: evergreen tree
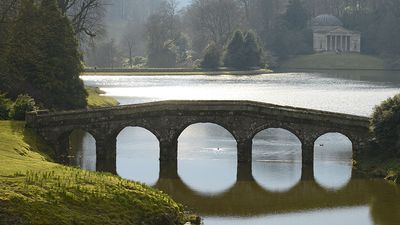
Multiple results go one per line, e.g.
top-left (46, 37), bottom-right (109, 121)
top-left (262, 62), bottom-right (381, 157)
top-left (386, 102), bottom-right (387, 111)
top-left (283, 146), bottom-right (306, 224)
top-left (267, 0), bottom-right (312, 60)
top-left (284, 0), bottom-right (309, 30)
top-left (243, 31), bottom-right (263, 68)
top-left (200, 42), bottom-right (220, 69)
top-left (5, 0), bottom-right (41, 98)
top-left (147, 47), bottom-right (177, 68)
top-left (6, 0), bottom-right (87, 110)
top-left (223, 30), bottom-right (245, 68)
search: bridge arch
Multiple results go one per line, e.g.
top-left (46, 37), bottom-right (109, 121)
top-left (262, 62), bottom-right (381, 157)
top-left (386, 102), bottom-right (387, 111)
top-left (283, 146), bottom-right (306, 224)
top-left (112, 122), bottom-right (162, 142)
top-left (175, 120), bottom-right (239, 143)
top-left (55, 127), bottom-right (97, 156)
top-left (67, 129), bottom-right (97, 171)
top-left (252, 128), bottom-right (302, 192)
top-left (250, 124), bottom-right (303, 144)
top-left (177, 122), bottom-right (238, 195)
top-left (314, 132), bottom-right (353, 190)
top-left (116, 126), bottom-right (160, 185)
top-left (313, 130), bottom-right (357, 155)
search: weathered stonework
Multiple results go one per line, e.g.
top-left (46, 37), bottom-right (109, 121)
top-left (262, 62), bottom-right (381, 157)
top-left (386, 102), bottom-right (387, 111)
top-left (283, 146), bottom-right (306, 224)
top-left (26, 100), bottom-right (370, 178)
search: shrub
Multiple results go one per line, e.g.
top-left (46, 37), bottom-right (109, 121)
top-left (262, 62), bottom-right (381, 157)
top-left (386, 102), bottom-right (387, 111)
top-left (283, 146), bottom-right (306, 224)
top-left (200, 42), bottom-right (220, 69)
top-left (0, 93), bottom-right (12, 120)
top-left (371, 93), bottom-right (400, 155)
top-left (9, 94), bottom-right (37, 121)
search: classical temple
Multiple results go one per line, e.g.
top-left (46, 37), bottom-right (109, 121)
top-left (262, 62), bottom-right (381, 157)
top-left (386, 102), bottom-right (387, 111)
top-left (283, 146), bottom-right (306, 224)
top-left (312, 14), bottom-right (361, 53)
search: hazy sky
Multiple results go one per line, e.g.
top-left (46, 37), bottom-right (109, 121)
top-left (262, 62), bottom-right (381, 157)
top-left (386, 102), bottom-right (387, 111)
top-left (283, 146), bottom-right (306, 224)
top-left (179, 0), bottom-right (191, 8)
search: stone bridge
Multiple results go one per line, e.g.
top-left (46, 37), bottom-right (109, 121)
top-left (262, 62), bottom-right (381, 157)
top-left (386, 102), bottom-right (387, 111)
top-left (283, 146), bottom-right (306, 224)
top-left (26, 100), bottom-right (370, 177)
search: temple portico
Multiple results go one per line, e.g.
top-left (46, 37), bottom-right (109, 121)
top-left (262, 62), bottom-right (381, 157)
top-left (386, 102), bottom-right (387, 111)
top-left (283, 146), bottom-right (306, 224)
top-left (312, 15), bottom-right (361, 53)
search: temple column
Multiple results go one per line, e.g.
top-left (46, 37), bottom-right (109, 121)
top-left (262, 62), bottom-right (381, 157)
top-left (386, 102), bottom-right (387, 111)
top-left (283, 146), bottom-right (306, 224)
top-left (342, 36), bottom-right (346, 51)
top-left (333, 36), bottom-right (336, 51)
top-left (96, 134), bottom-right (117, 174)
top-left (159, 138), bottom-right (178, 178)
top-left (347, 36), bottom-right (350, 51)
top-left (237, 139), bottom-right (253, 181)
top-left (301, 141), bottom-right (314, 180)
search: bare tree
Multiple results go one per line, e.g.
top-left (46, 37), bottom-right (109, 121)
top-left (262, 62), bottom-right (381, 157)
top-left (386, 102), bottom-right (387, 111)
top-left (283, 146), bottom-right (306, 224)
top-left (57, 0), bottom-right (106, 40)
top-left (184, 0), bottom-right (242, 55)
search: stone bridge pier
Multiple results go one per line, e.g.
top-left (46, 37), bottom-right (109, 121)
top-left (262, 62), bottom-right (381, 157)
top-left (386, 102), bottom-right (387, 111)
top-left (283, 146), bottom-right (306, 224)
top-left (26, 100), bottom-right (371, 180)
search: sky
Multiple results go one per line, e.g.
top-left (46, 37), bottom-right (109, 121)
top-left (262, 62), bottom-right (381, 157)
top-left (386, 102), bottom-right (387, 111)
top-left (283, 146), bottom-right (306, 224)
top-left (178, 0), bottom-right (191, 8)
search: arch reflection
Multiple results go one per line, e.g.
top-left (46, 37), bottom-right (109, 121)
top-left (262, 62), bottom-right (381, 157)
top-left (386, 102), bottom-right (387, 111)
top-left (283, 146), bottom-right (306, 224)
top-left (116, 127), bottom-right (159, 185)
top-left (68, 129), bottom-right (96, 171)
top-left (314, 132), bottom-right (352, 190)
top-left (154, 173), bottom-right (369, 217)
top-left (252, 128), bottom-right (302, 192)
top-left (178, 123), bottom-right (237, 195)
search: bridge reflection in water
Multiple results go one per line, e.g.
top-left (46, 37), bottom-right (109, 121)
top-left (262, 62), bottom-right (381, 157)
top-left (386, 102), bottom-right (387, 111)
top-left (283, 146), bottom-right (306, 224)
top-left (68, 129), bottom-right (400, 225)
top-left (154, 163), bottom-right (400, 225)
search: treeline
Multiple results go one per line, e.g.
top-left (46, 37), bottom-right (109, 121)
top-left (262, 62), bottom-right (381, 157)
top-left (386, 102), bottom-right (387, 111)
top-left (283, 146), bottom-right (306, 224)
top-left (86, 0), bottom-right (400, 69)
top-left (0, 0), bottom-right (104, 110)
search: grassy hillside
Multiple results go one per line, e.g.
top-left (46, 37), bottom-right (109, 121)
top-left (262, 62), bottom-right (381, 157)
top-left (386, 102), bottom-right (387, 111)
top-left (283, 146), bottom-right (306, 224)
top-left (0, 121), bottom-right (197, 225)
top-left (86, 86), bottom-right (119, 108)
top-left (280, 53), bottom-right (385, 70)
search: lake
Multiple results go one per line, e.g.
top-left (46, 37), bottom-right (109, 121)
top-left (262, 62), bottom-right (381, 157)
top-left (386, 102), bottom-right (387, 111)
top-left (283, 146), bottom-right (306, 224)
top-left (72, 71), bottom-right (400, 225)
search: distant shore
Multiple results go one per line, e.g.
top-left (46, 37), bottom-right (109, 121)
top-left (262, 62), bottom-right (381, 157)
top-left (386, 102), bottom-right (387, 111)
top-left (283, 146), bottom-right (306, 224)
top-left (82, 68), bottom-right (272, 76)
top-left (279, 53), bottom-right (388, 71)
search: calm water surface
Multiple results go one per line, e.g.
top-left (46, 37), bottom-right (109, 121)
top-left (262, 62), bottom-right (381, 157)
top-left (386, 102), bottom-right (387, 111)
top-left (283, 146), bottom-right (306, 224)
top-left (70, 72), bottom-right (400, 225)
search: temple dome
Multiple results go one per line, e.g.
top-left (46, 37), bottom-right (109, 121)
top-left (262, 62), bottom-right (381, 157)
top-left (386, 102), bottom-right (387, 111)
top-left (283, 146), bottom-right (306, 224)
top-left (312, 14), bottom-right (343, 27)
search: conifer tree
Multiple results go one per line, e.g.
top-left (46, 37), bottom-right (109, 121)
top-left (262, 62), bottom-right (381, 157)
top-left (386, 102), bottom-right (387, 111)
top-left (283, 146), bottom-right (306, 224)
top-left (223, 30), bottom-right (245, 68)
top-left (243, 31), bottom-right (263, 68)
top-left (6, 0), bottom-right (87, 110)
top-left (37, 0), bottom-right (87, 109)
top-left (200, 42), bottom-right (220, 69)
top-left (5, 0), bottom-right (41, 97)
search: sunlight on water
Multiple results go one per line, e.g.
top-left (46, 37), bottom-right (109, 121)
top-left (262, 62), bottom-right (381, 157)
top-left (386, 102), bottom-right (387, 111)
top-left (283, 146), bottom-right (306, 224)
top-left (314, 133), bottom-right (353, 189)
top-left (252, 129), bottom-right (302, 192)
top-left (116, 127), bottom-right (159, 185)
top-left (178, 123), bottom-right (237, 194)
top-left (82, 73), bottom-right (400, 116)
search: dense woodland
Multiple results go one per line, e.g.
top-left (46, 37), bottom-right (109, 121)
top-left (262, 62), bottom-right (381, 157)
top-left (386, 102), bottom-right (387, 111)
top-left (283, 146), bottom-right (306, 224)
top-left (83, 0), bottom-right (400, 69)
top-left (1, 0), bottom-right (400, 110)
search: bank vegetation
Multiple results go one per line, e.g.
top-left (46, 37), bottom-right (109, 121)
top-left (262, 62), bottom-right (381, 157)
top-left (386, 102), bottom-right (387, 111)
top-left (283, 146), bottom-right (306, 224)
top-left (0, 120), bottom-right (199, 225)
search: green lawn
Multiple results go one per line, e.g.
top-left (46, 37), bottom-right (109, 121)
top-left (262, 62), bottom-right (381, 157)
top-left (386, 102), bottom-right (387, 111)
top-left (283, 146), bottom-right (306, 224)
top-left (280, 53), bottom-right (385, 70)
top-left (0, 121), bottom-right (197, 225)
top-left (86, 86), bottom-right (119, 108)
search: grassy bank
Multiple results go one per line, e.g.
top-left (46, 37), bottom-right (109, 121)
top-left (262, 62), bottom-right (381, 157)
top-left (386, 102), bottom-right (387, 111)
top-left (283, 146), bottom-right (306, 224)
top-left (280, 53), bottom-right (385, 70)
top-left (86, 86), bottom-right (119, 108)
top-left (0, 121), bottom-right (198, 224)
top-left (82, 68), bottom-right (272, 76)
top-left (356, 151), bottom-right (400, 184)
